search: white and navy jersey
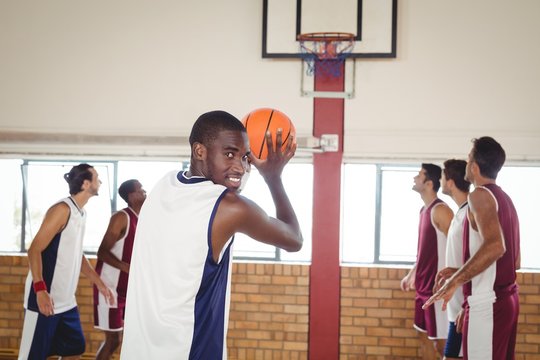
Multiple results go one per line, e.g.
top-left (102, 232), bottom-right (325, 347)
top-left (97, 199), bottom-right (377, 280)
top-left (94, 207), bottom-right (138, 307)
top-left (23, 197), bottom-right (86, 314)
top-left (121, 171), bottom-right (234, 360)
top-left (445, 202), bottom-right (467, 321)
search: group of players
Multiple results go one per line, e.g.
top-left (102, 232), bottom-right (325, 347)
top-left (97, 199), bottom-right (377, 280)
top-left (17, 110), bottom-right (518, 360)
top-left (402, 137), bottom-right (519, 359)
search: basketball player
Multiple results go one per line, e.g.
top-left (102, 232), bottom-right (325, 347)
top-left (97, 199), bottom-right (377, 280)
top-left (93, 179), bottom-right (146, 360)
top-left (424, 137), bottom-right (520, 359)
top-left (19, 164), bottom-right (114, 360)
top-left (400, 163), bottom-right (453, 359)
top-left (435, 159), bottom-right (471, 359)
top-left (121, 110), bottom-right (303, 359)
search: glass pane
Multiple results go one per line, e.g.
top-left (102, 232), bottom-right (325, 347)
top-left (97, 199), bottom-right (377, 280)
top-left (0, 159), bottom-right (24, 251)
top-left (497, 166), bottom-right (540, 269)
top-left (24, 161), bottom-right (113, 252)
top-left (234, 163), bottom-right (313, 262)
top-left (379, 167), bottom-right (423, 262)
top-left (341, 164), bottom-right (376, 263)
top-left (116, 160), bottom-right (184, 209)
top-left (279, 163), bottom-right (312, 262)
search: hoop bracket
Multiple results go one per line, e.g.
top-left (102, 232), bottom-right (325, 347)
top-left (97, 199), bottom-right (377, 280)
top-left (300, 59), bottom-right (356, 99)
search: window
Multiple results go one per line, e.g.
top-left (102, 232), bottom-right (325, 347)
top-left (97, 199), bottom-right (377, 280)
top-left (21, 161), bottom-right (114, 252)
top-left (341, 164), bottom-right (376, 263)
top-left (497, 166), bottom-right (540, 269)
top-left (341, 163), bottom-right (539, 268)
top-left (0, 158), bottom-right (312, 263)
top-left (234, 163), bottom-right (313, 262)
top-left (0, 159), bottom-right (23, 251)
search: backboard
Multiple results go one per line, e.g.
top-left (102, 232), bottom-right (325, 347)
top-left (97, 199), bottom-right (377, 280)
top-left (262, 0), bottom-right (397, 59)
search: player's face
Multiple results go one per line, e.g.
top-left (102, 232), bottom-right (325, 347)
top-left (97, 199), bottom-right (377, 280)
top-left (129, 181), bottom-right (147, 205)
top-left (441, 173), bottom-right (450, 195)
top-left (412, 169), bottom-right (428, 193)
top-left (87, 168), bottom-right (102, 196)
top-left (465, 151), bottom-right (475, 183)
top-left (205, 130), bottom-right (250, 192)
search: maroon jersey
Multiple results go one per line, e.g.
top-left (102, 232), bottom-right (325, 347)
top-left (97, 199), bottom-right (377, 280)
top-left (94, 207), bottom-right (138, 306)
top-left (415, 198), bottom-right (448, 296)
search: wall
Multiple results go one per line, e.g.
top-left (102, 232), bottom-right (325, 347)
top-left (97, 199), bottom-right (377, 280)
top-left (1, 0), bottom-right (540, 160)
top-left (1, 255), bottom-right (539, 359)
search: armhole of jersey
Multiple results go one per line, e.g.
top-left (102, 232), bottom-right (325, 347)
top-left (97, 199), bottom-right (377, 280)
top-left (476, 186), bottom-right (499, 212)
top-left (121, 209), bottom-right (131, 230)
top-left (208, 189), bottom-right (231, 265)
top-left (58, 202), bottom-right (71, 233)
top-left (430, 202), bottom-right (448, 228)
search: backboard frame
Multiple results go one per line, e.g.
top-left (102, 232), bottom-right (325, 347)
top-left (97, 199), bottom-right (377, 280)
top-left (262, 0), bottom-right (398, 59)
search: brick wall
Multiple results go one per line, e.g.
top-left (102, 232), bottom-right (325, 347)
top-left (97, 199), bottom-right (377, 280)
top-left (0, 255), bottom-right (538, 359)
top-left (340, 266), bottom-right (540, 360)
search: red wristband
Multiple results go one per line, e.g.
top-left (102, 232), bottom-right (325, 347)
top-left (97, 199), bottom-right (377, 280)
top-left (33, 280), bottom-right (47, 293)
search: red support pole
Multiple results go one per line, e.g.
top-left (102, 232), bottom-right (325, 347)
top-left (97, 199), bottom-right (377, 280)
top-left (309, 61), bottom-right (344, 360)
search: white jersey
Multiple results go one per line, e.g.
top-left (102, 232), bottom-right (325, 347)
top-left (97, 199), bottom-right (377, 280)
top-left (445, 202), bottom-right (467, 321)
top-left (122, 171), bottom-right (234, 360)
top-left (23, 197), bottom-right (86, 314)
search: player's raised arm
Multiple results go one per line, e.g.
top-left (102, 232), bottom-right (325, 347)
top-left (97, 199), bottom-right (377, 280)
top-left (212, 128), bottom-right (302, 256)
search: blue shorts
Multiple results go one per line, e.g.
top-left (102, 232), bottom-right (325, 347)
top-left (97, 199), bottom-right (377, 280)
top-left (19, 307), bottom-right (85, 360)
top-left (444, 321), bottom-right (463, 358)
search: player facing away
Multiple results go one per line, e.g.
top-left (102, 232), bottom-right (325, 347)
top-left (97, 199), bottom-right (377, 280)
top-left (120, 110), bottom-right (303, 359)
top-left (93, 179), bottom-right (146, 360)
top-left (400, 163), bottom-right (453, 359)
top-left (19, 164), bottom-right (114, 360)
top-left (437, 159), bottom-right (471, 359)
top-left (424, 137), bottom-right (520, 360)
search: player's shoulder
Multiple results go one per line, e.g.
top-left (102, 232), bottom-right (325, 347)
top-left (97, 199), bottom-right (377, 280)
top-left (48, 200), bottom-right (71, 215)
top-left (433, 199), bottom-right (452, 212)
top-left (111, 209), bottom-right (129, 222)
top-left (219, 191), bottom-right (264, 220)
top-left (468, 186), bottom-right (497, 211)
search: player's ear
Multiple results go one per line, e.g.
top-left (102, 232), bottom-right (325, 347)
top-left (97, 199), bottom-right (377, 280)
top-left (192, 142), bottom-right (207, 161)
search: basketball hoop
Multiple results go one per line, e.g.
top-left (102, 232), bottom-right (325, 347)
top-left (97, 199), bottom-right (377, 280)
top-left (298, 32), bottom-right (355, 77)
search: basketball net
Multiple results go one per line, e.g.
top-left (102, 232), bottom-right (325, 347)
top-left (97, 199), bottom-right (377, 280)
top-left (298, 32), bottom-right (355, 77)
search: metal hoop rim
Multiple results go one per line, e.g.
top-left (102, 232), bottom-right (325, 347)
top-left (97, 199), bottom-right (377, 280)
top-left (297, 32), bottom-right (356, 42)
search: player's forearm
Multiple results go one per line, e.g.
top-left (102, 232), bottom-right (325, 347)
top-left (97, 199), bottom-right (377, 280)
top-left (81, 256), bottom-right (106, 287)
top-left (266, 178), bottom-right (302, 237)
top-left (98, 248), bottom-right (129, 273)
top-left (27, 246), bottom-right (44, 282)
top-left (451, 239), bottom-right (505, 286)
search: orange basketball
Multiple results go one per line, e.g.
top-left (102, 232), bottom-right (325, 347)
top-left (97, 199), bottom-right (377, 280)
top-left (241, 108), bottom-right (296, 160)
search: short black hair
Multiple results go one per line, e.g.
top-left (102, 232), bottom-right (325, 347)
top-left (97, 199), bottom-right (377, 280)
top-left (64, 163), bottom-right (94, 195)
top-left (443, 159), bottom-right (471, 192)
top-left (118, 179), bottom-right (139, 203)
top-left (421, 163), bottom-right (442, 192)
top-left (471, 136), bottom-right (506, 179)
top-left (189, 110), bottom-right (246, 148)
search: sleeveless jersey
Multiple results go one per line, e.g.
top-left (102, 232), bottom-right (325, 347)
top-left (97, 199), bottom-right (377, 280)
top-left (415, 198), bottom-right (448, 296)
top-left (121, 171), bottom-right (233, 360)
top-left (445, 202), bottom-right (467, 321)
top-left (94, 207), bottom-right (138, 307)
top-left (463, 184), bottom-right (520, 298)
top-left (23, 197), bottom-right (86, 314)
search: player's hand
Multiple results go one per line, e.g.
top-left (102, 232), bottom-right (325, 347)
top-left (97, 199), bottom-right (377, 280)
top-left (98, 285), bottom-right (116, 306)
top-left (400, 274), bottom-right (414, 291)
top-left (423, 277), bottom-right (459, 311)
top-left (455, 309), bottom-right (464, 333)
top-left (120, 262), bottom-right (130, 274)
top-left (249, 129), bottom-right (296, 182)
top-left (36, 291), bottom-right (55, 317)
top-left (433, 267), bottom-right (458, 293)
